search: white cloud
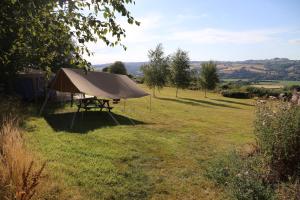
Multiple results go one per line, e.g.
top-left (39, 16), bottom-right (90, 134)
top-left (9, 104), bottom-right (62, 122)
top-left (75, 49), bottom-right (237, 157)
top-left (85, 14), bottom-right (164, 63)
top-left (169, 28), bottom-right (279, 44)
top-left (86, 14), bottom-right (163, 51)
top-left (121, 14), bottom-right (163, 44)
top-left (176, 13), bottom-right (208, 21)
top-left (288, 39), bottom-right (300, 45)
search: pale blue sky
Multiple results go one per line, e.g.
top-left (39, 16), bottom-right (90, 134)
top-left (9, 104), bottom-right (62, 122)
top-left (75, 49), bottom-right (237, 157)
top-left (86, 0), bottom-right (300, 64)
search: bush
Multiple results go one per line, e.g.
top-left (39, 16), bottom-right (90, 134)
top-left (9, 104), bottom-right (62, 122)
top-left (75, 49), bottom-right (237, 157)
top-left (255, 102), bottom-right (300, 181)
top-left (221, 90), bottom-right (250, 99)
top-left (289, 85), bottom-right (300, 92)
top-left (207, 101), bottom-right (300, 199)
top-left (246, 86), bottom-right (291, 98)
top-left (206, 152), bottom-right (274, 200)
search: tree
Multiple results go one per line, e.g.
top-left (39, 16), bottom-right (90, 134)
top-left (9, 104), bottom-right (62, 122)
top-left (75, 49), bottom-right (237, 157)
top-left (102, 67), bottom-right (110, 72)
top-left (199, 61), bottom-right (219, 97)
top-left (141, 44), bottom-right (169, 97)
top-left (190, 68), bottom-right (200, 90)
top-left (108, 61), bottom-right (127, 75)
top-left (0, 0), bottom-right (139, 91)
top-left (169, 49), bottom-right (191, 97)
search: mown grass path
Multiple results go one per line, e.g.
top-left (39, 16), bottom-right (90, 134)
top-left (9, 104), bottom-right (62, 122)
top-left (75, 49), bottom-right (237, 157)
top-left (26, 87), bottom-right (255, 200)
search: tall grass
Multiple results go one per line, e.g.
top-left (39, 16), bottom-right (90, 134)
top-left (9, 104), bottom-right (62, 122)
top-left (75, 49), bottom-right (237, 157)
top-left (0, 117), bottom-right (46, 200)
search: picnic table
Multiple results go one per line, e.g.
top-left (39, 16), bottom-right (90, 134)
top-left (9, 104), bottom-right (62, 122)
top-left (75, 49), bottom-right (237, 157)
top-left (70, 96), bottom-right (123, 128)
top-left (77, 97), bottom-right (113, 112)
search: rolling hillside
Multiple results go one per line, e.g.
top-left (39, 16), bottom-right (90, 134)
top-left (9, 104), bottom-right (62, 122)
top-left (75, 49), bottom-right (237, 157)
top-left (94, 58), bottom-right (300, 80)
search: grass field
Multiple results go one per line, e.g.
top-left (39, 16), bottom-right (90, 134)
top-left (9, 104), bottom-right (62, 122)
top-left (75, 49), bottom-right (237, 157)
top-left (25, 86), bottom-right (255, 200)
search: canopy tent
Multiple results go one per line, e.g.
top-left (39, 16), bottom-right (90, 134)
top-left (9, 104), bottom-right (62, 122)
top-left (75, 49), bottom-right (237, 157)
top-left (50, 68), bottom-right (148, 99)
top-left (39, 68), bottom-right (149, 128)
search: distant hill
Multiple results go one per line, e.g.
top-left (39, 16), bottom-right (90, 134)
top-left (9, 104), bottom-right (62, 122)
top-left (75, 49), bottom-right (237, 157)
top-left (93, 62), bottom-right (147, 76)
top-left (93, 58), bottom-right (300, 80)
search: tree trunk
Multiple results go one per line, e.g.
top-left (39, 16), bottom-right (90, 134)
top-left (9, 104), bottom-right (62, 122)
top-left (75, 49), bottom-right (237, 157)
top-left (152, 88), bottom-right (156, 98)
top-left (176, 87), bottom-right (178, 98)
top-left (204, 88), bottom-right (207, 98)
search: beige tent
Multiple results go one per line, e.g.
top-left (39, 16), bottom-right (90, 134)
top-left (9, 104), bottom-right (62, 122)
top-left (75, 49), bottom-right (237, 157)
top-left (51, 68), bottom-right (148, 99)
top-left (39, 68), bottom-right (149, 119)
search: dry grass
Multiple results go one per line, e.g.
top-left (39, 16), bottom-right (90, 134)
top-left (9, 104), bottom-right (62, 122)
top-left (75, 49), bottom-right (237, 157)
top-left (276, 181), bottom-right (300, 200)
top-left (0, 117), bottom-right (46, 200)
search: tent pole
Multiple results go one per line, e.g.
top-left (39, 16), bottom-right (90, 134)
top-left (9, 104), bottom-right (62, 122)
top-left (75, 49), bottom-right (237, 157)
top-left (107, 112), bottom-right (120, 125)
top-left (39, 70), bottom-right (59, 116)
top-left (70, 111), bottom-right (77, 129)
top-left (39, 91), bottom-right (51, 116)
top-left (70, 93), bottom-right (74, 107)
top-left (127, 117), bottom-right (135, 126)
top-left (123, 99), bottom-right (126, 112)
top-left (70, 105), bottom-right (80, 129)
top-left (149, 95), bottom-right (152, 112)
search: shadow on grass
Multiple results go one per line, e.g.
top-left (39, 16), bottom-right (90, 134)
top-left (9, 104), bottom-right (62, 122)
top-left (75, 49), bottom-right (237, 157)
top-left (44, 111), bottom-right (145, 133)
top-left (210, 98), bottom-right (254, 107)
top-left (178, 98), bottom-right (241, 109)
top-left (156, 97), bottom-right (210, 107)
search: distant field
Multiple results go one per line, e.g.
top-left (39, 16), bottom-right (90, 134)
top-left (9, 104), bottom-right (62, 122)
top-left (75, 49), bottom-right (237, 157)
top-left (26, 86), bottom-right (255, 200)
top-left (253, 80), bottom-right (300, 89)
top-left (222, 79), bottom-right (300, 88)
top-left (276, 80), bottom-right (300, 86)
top-left (251, 84), bottom-right (283, 89)
top-left (222, 78), bottom-right (249, 82)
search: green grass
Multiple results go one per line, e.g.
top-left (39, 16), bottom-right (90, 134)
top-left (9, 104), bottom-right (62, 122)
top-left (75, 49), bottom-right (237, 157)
top-left (25, 86), bottom-right (255, 200)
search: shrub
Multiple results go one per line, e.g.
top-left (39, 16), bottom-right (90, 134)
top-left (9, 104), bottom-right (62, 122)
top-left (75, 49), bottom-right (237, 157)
top-left (220, 83), bottom-right (230, 90)
top-left (246, 86), bottom-right (291, 98)
top-left (246, 87), bottom-right (268, 97)
top-left (0, 117), bottom-right (46, 200)
top-left (206, 151), bottom-right (274, 200)
top-left (207, 101), bottom-right (300, 199)
top-left (255, 102), bottom-right (300, 181)
top-left (289, 85), bottom-right (300, 92)
top-left (221, 90), bottom-right (250, 99)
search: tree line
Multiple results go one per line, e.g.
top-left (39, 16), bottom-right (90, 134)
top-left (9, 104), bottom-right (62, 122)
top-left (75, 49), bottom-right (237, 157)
top-left (141, 44), bottom-right (219, 98)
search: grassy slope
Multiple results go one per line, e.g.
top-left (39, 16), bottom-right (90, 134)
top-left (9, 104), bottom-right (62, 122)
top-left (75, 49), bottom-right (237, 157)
top-left (25, 86), bottom-right (255, 200)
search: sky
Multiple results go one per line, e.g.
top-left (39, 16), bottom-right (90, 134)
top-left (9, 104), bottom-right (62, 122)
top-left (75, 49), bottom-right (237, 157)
top-left (85, 0), bottom-right (300, 64)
